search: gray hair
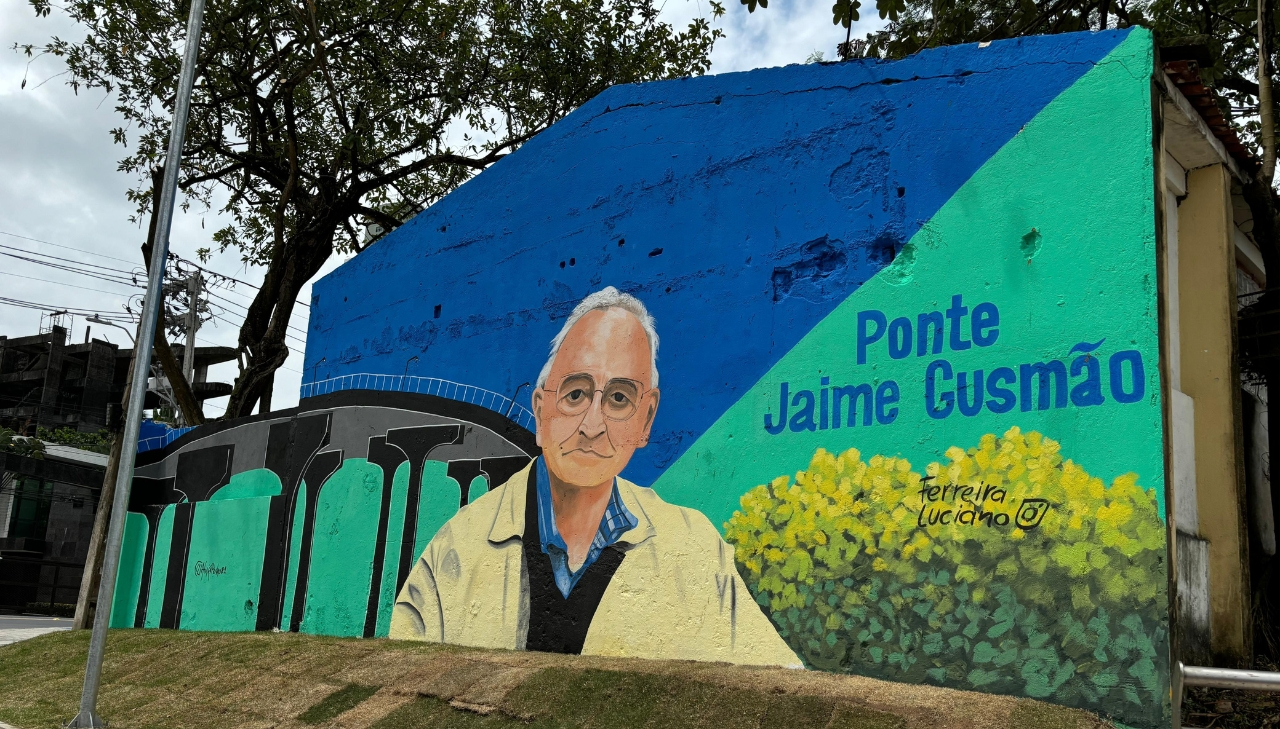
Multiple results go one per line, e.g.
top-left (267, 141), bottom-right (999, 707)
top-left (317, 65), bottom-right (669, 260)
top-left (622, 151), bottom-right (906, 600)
top-left (536, 286), bottom-right (659, 389)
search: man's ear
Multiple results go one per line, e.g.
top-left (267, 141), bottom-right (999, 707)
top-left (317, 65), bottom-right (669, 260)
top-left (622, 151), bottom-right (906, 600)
top-left (637, 389), bottom-right (660, 447)
top-left (532, 388), bottom-right (543, 448)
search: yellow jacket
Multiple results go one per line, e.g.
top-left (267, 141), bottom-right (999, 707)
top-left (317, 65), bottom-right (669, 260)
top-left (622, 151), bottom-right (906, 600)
top-left (390, 463), bottom-right (801, 667)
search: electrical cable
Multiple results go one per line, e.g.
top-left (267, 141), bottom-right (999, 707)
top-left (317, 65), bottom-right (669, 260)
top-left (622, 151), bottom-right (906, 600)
top-left (0, 243), bottom-right (141, 277)
top-left (0, 295), bottom-right (135, 320)
top-left (203, 289), bottom-right (309, 338)
top-left (0, 232), bottom-right (314, 315)
top-left (0, 230), bottom-right (139, 266)
top-left (207, 311), bottom-right (306, 348)
top-left (0, 270), bottom-right (137, 298)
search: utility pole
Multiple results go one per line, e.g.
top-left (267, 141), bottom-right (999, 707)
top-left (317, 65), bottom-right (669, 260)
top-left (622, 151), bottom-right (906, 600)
top-left (183, 272), bottom-right (201, 386)
top-left (68, 0), bottom-right (205, 723)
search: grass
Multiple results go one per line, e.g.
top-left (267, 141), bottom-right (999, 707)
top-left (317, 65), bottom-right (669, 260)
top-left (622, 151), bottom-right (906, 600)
top-left (0, 630), bottom-right (1113, 729)
top-left (297, 683), bottom-right (381, 724)
top-left (418, 667), bottom-right (908, 729)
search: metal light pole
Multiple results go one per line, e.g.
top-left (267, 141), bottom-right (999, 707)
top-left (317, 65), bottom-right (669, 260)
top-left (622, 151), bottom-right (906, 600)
top-left (68, 0), bottom-right (206, 724)
top-left (85, 315), bottom-right (136, 344)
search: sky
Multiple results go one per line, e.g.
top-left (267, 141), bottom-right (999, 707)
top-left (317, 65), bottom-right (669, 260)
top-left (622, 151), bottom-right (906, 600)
top-left (0, 0), bottom-right (885, 419)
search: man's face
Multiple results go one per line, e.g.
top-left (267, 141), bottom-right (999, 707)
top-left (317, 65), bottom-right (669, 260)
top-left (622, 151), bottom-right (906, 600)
top-left (533, 307), bottom-right (660, 490)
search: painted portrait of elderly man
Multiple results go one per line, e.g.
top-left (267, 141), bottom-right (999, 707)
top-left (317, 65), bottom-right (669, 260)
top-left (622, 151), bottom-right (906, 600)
top-left (390, 286), bottom-right (800, 666)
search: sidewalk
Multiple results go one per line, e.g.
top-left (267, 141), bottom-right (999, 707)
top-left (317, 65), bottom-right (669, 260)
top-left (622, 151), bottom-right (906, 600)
top-left (0, 628), bottom-right (69, 648)
top-left (0, 615), bottom-right (71, 648)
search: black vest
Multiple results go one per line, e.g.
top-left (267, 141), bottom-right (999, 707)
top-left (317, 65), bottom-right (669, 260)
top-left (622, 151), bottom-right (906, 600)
top-left (522, 468), bottom-right (627, 654)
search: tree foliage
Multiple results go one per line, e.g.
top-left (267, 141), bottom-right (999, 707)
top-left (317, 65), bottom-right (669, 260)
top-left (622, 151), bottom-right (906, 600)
top-left (859, 0), bottom-right (1149, 57)
top-left (37, 427), bottom-right (114, 454)
top-left (20, 0), bottom-right (723, 417)
top-left (742, 0), bottom-right (1272, 171)
top-left (0, 428), bottom-right (46, 459)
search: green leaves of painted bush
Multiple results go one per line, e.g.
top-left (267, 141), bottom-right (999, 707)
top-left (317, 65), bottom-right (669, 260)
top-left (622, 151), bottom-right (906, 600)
top-left (725, 427), bottom-right (1167, 721)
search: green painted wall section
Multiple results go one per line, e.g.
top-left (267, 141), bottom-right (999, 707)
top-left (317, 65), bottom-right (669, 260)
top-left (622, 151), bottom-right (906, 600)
top-left (109, 512), bottom-right (148, 628)
top-left (300, 459), bottom-right (382, 637)
top-left (467, 475), bottom-right (488, 507)
top-left (179, 497), bottom-right (272, 631)
top-left (144, 505), bottom-right (175, 628)
top-left (374, 461), bottom-right (411, 637)
top-left (210, 469), bottom-right (283, 501)
top-left (654, 30), bottom-right (1164, 532)
top-left (415, 461), bottom-right (457, 562)
top-left (279, 486), bottom-right (308, 630)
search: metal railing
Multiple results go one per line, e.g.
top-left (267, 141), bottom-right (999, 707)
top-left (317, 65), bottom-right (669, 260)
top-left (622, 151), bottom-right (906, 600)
top-left (299, 373), bottom-right (536, 431)
top-left (136, 426), bottom-right (195, 454)
top-left (1181, 662), bottom-right (1280, 692)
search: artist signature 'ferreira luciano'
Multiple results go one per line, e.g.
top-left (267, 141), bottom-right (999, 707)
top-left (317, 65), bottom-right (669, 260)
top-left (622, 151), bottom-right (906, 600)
top-left (917, 477), bottom-right (1051, 531)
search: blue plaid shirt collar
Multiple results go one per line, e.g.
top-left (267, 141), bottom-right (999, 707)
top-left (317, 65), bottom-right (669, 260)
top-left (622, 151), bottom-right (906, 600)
top-left (534, 456), bottom-right (637, 599)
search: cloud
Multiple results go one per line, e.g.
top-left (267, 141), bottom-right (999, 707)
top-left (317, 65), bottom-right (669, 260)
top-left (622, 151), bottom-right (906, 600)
top-left (660, 0), bottom-right (886, 72)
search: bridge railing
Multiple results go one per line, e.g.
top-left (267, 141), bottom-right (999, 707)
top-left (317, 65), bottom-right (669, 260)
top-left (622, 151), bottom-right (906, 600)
top-left (299, 373), bottom-right (536, 431)
top-left (137, 426), bottom-right (195, 454)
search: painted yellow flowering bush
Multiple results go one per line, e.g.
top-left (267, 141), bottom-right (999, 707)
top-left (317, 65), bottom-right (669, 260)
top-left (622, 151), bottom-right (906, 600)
top-left (725, 427), bottom-right (1167, 720)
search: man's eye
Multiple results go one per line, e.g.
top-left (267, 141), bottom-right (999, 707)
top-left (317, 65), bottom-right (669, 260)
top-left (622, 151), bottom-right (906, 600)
top-left (565, 389), bottom-right (587, 402)
top-left (608, 392), bottom-right (631, 405)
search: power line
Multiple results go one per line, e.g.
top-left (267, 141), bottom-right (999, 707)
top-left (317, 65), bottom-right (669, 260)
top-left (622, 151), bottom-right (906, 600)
top-left (0, 295), bottom-right (134, 320)
top-left (0, 243), bottom-right (141, 278)
top-left (204, 289), bottom-right (309, 339)
top-left (191, 334), bottom-right (303, 376)
top-left (0, 230), bottom-right (139, 266)
top-left (0, 251), bottom-right (140, 289)
top-left (0, 257), bottom-right (309, 340)
top-left (207, 310), bottom-right (306, 348)
top-left (0, 270), bottom-right (136, 298)
top-left (0, 230), bottom-right (314, 310)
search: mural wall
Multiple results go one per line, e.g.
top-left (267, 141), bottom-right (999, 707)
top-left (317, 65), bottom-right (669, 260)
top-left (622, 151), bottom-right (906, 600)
top-left (118, 27), bottom-right (1170, 728)
top-left (111, 391), bottom-right (534, 637)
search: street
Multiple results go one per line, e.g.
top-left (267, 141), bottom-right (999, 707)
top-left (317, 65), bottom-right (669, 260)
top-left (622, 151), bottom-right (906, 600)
top-left (0, 614), bottom-right (72, 647)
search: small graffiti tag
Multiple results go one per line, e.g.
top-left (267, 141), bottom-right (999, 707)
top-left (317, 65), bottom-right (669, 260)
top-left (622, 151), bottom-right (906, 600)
top-left (917, 478), bottom-right (1051, 531)
top-left (193, 561), bottom-right (227, 580)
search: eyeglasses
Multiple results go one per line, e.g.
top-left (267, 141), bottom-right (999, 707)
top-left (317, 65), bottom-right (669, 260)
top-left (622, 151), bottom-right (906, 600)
top-left (543, 373), bottom-right (648, 421)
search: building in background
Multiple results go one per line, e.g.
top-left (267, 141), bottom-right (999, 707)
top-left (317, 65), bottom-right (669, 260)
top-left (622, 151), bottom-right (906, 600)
top-left (0, 442), bottom-right (106, 613)
top-left (1160, 58), bottom-right (1276, 667)
top-left (0, 325), bottom-right (236, 435)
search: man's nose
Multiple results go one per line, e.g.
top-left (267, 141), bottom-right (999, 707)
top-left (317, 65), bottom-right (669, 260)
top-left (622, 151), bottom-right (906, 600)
top-left (577, 392), bottom-right (608, 439)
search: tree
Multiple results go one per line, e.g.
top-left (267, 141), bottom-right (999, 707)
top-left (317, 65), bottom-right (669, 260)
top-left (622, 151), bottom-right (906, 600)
top-left (0, 428), bottom-right (46, 459)
top-left (36, 427), bottom-right (114, 454)
top-left (20, 0), bottom-right (723, 418)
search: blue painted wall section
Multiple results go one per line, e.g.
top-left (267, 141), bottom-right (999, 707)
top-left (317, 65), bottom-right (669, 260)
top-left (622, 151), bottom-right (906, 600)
top-left (306, 31), bottom-right (1130, 488)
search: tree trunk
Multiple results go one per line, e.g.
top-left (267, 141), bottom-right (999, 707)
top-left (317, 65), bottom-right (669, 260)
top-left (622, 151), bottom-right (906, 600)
top-left (72, 350), bottom-right (136, 629)
top-left (151, 322), bottom-right (204, 425)
top-left (140, 165), bottom-right (204, 426)
top-left (1262, 0), bottom-right (1276, 183)
top-left (259, 372), bottom-right (274, 414)
top-left (71, 426), bottom-right (123, 630)
top-left (223, 223), bottom-right (336, 419)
